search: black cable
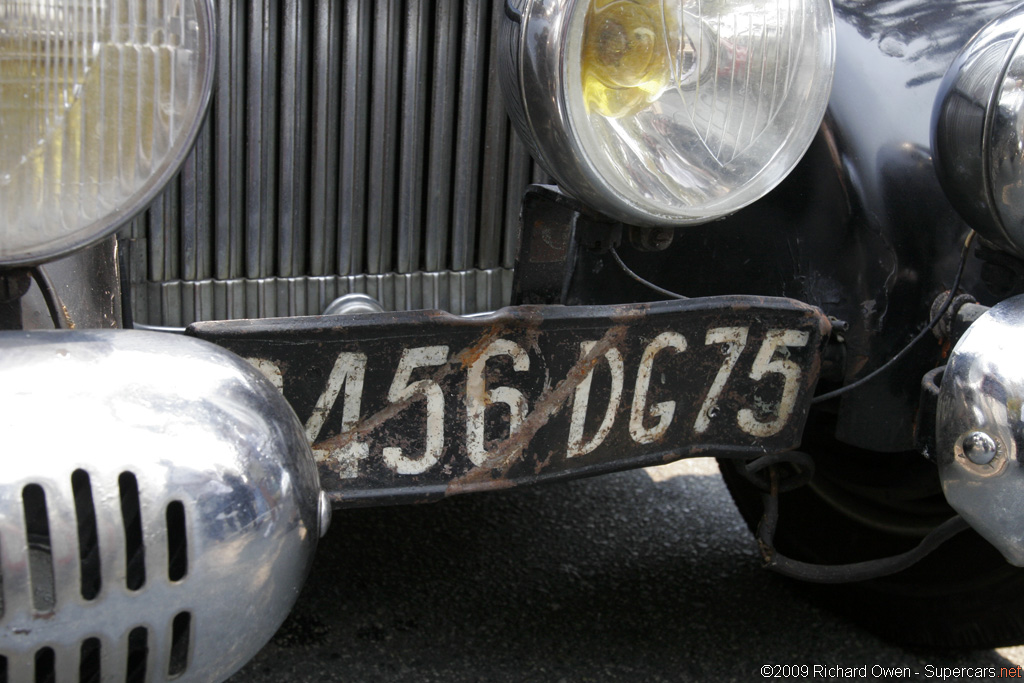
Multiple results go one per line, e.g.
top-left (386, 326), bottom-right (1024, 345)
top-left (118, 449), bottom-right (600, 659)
top-left (609, 247), bottom-right (687, 300)
top-left (764, 513), bottom-right (970, 584)
top-left (810, 230), bottom-right (976, 405)
top-left (754, 462), bottom-right (970, 583)
top-left (29, 266), bottom-right (70, 329)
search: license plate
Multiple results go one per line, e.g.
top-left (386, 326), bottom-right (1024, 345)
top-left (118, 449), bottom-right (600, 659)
top-left (189, 297), bottom-right (830, 506)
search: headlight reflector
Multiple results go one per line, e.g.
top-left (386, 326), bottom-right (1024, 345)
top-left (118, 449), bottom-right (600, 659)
top-left (502, 0), bottom-right (835, 226)
top-left (0, 0), bottom-right (215, 266)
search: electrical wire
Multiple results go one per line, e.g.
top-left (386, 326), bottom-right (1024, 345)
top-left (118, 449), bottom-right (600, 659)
top-left (610, 232), bottom-right (977, 405)
top-left (752, 463), bottom-right (970, 583)
top-left (29, 266), bottom-right (70, 329)
top-left (810, 230), bottom-right (976, 405)
top-left (609, 247), bottom-right (687, 300)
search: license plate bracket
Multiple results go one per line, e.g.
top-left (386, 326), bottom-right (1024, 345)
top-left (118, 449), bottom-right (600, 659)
top-left (189, 297), bottom-right (830, 507)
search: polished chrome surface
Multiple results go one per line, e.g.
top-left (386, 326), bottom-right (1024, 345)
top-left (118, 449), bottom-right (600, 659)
top-left (128, 0), bottom-right (545, 327)
top-left (933, 5), bottom-right (1024, 257)
top-left (937, 294), bottom-right (1024, 565)
top-left (0, 330), bottom-right (322, 682)
top-left (322, 293), bottom-right (385, 316)
top-left (133, 268), bottom-right (514, 328)
top-left (500, 0), bottom-right (834, 227)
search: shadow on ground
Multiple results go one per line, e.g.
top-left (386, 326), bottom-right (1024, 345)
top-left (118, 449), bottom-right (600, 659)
top-left (232, 462), bottom-right (1020, 682)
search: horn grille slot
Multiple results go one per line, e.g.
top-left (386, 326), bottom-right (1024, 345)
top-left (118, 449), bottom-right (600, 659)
top-left (126, 627), bottom-right (148, 683)
top-left (168, 612), bottom-right (192, 678)
top-left (166, 502), bottom-right (188, 582)
top-left (118, 473), bottom-right (146, 591)
top-left (71, 470), bottom-right (101, 601)
top-left (21, 485), bottom-right (54, 613)
top-left (33, 648), bottom-right (53, 683)
top-left (79, 638), bottom-right (100, 683)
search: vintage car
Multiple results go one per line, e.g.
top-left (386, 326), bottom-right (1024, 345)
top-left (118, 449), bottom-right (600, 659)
top-left (4, 0), bottom-right (1024, 679)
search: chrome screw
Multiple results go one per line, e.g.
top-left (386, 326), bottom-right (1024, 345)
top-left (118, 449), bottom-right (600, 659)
top-left (961, 430), bottom-right (998, 465)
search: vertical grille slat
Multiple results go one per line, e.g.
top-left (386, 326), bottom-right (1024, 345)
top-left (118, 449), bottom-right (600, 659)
top-left (337, 0), bottom-right (372, 277)
top-left (308, 0), bottom-right (342, 278)
top-left (131, 0), bottom-right (542, 327)
top-left (450, 0), bottom-right (489, 272)
top-left (213, 0), bottom-right (246, 280)
top-left (479, 1), bottom-right (514, 271)
top-left (245, 0), bottom-right (279, 281)
top-left (277, 0), bottom-right (311, 278)
top-left (424, 1), bottom-right (461, 273)
top-left (180, 120), bottom-right (214, 282)
top-left (396, 0), bottom-right (430, 274)
top-left (366, 0), bottom-right (402, 275)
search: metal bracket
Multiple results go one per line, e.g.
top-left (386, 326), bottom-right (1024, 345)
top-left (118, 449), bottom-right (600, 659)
top-left (511, 185), bottom-right (621, 306)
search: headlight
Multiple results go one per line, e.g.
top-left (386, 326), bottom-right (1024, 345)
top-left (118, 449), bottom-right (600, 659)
top-left (501, 0), bottom-right (835, 227)
top-left (0, 0), bottom-right (215, 266)
top-left (933, 6), bottom-right (1024, 258)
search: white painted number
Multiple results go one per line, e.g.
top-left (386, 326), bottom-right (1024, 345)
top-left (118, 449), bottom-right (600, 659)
top-left (306, 352), bottom-right (369, 477)
top-left (466, 339), bottom-right (530, 466)
top-left (738, 329), bottom-right (810, 437)
top-left (567, 341), bottom-right (624, 458)
top-left (252, 323), bottom-right (811, 478)
top-left (629, 332), bottom-right (687, 444)
top-left (694, 327), bottom-right (749, 434)
top-left (382, 346), bottom-right (450, 475)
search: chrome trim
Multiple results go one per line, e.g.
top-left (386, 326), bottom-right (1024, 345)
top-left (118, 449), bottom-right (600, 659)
top-left (322, 293), bottom-right (385, 316)
top-left (0, 330), bottom-right (321, 681)
top-left (937, 294), bottom-right (1024, 565)
top-left (934, 5), bottom-right (1024, 257)
top-left (132, 268), bottom-right (515, 328)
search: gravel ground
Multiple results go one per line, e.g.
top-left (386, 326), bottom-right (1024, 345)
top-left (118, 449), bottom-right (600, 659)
top-left (230, 459), bottom-right (1024, 682)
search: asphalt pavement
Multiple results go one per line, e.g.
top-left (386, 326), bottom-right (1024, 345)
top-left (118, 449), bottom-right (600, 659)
top-left (230, 459), bottom-right (1024, 682)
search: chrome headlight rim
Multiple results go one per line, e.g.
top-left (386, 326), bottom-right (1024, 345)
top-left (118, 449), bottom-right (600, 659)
top-left (504, 0), bottom-right (836, 228)
top-left (933, 5), bottom-right (1024, 258)
top-left (0, 0), bottom-right (217, 268)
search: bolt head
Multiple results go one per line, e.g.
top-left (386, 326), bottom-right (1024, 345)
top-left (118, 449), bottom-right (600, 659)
top-left (961, 430), bottom-right (999, 465)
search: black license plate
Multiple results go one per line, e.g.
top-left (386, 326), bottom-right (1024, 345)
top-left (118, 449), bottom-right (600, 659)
top-left (189, 297), bottom-right (830, 507)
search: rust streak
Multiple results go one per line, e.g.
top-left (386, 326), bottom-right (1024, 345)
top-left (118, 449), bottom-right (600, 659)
top-left (313, 321), bottom-right (522, 474)
top-left (447, 324), bottom-right (629, 493)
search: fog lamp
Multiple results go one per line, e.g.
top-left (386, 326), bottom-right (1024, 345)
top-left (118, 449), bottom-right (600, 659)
top-left (501, 0), bottom-right (835, 226)
top-left (0, 0), bottom-right (215, 266)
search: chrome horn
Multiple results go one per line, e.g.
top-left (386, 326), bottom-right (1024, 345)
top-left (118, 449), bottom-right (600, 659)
top-left (0, 330), bottom-right (328, 682)
top-left (937, 294), bottom-right (1024, 565)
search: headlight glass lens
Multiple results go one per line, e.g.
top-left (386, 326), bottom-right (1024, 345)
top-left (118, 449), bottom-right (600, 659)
top-left (562, 0), bottom-right (834, 224)
top-left (0, 0), bottom-right (214, 265)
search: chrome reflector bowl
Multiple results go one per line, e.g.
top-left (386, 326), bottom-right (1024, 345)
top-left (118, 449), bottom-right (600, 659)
top-left (0, 331), bottom-right (324, 682)
top-left (933, 5), bottom-right (1024, 257)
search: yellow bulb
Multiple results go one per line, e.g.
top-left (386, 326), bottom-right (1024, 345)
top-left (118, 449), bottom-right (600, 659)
top-left (581, 0), bottom-right (677, 118)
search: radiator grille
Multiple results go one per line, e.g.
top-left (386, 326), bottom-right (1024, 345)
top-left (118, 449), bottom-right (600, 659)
top-left (128, 0), bottom-right (545, 326)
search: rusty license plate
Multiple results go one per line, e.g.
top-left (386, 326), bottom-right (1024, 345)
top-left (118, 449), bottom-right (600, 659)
top-left (189, 297), bottom-right (830, 506)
